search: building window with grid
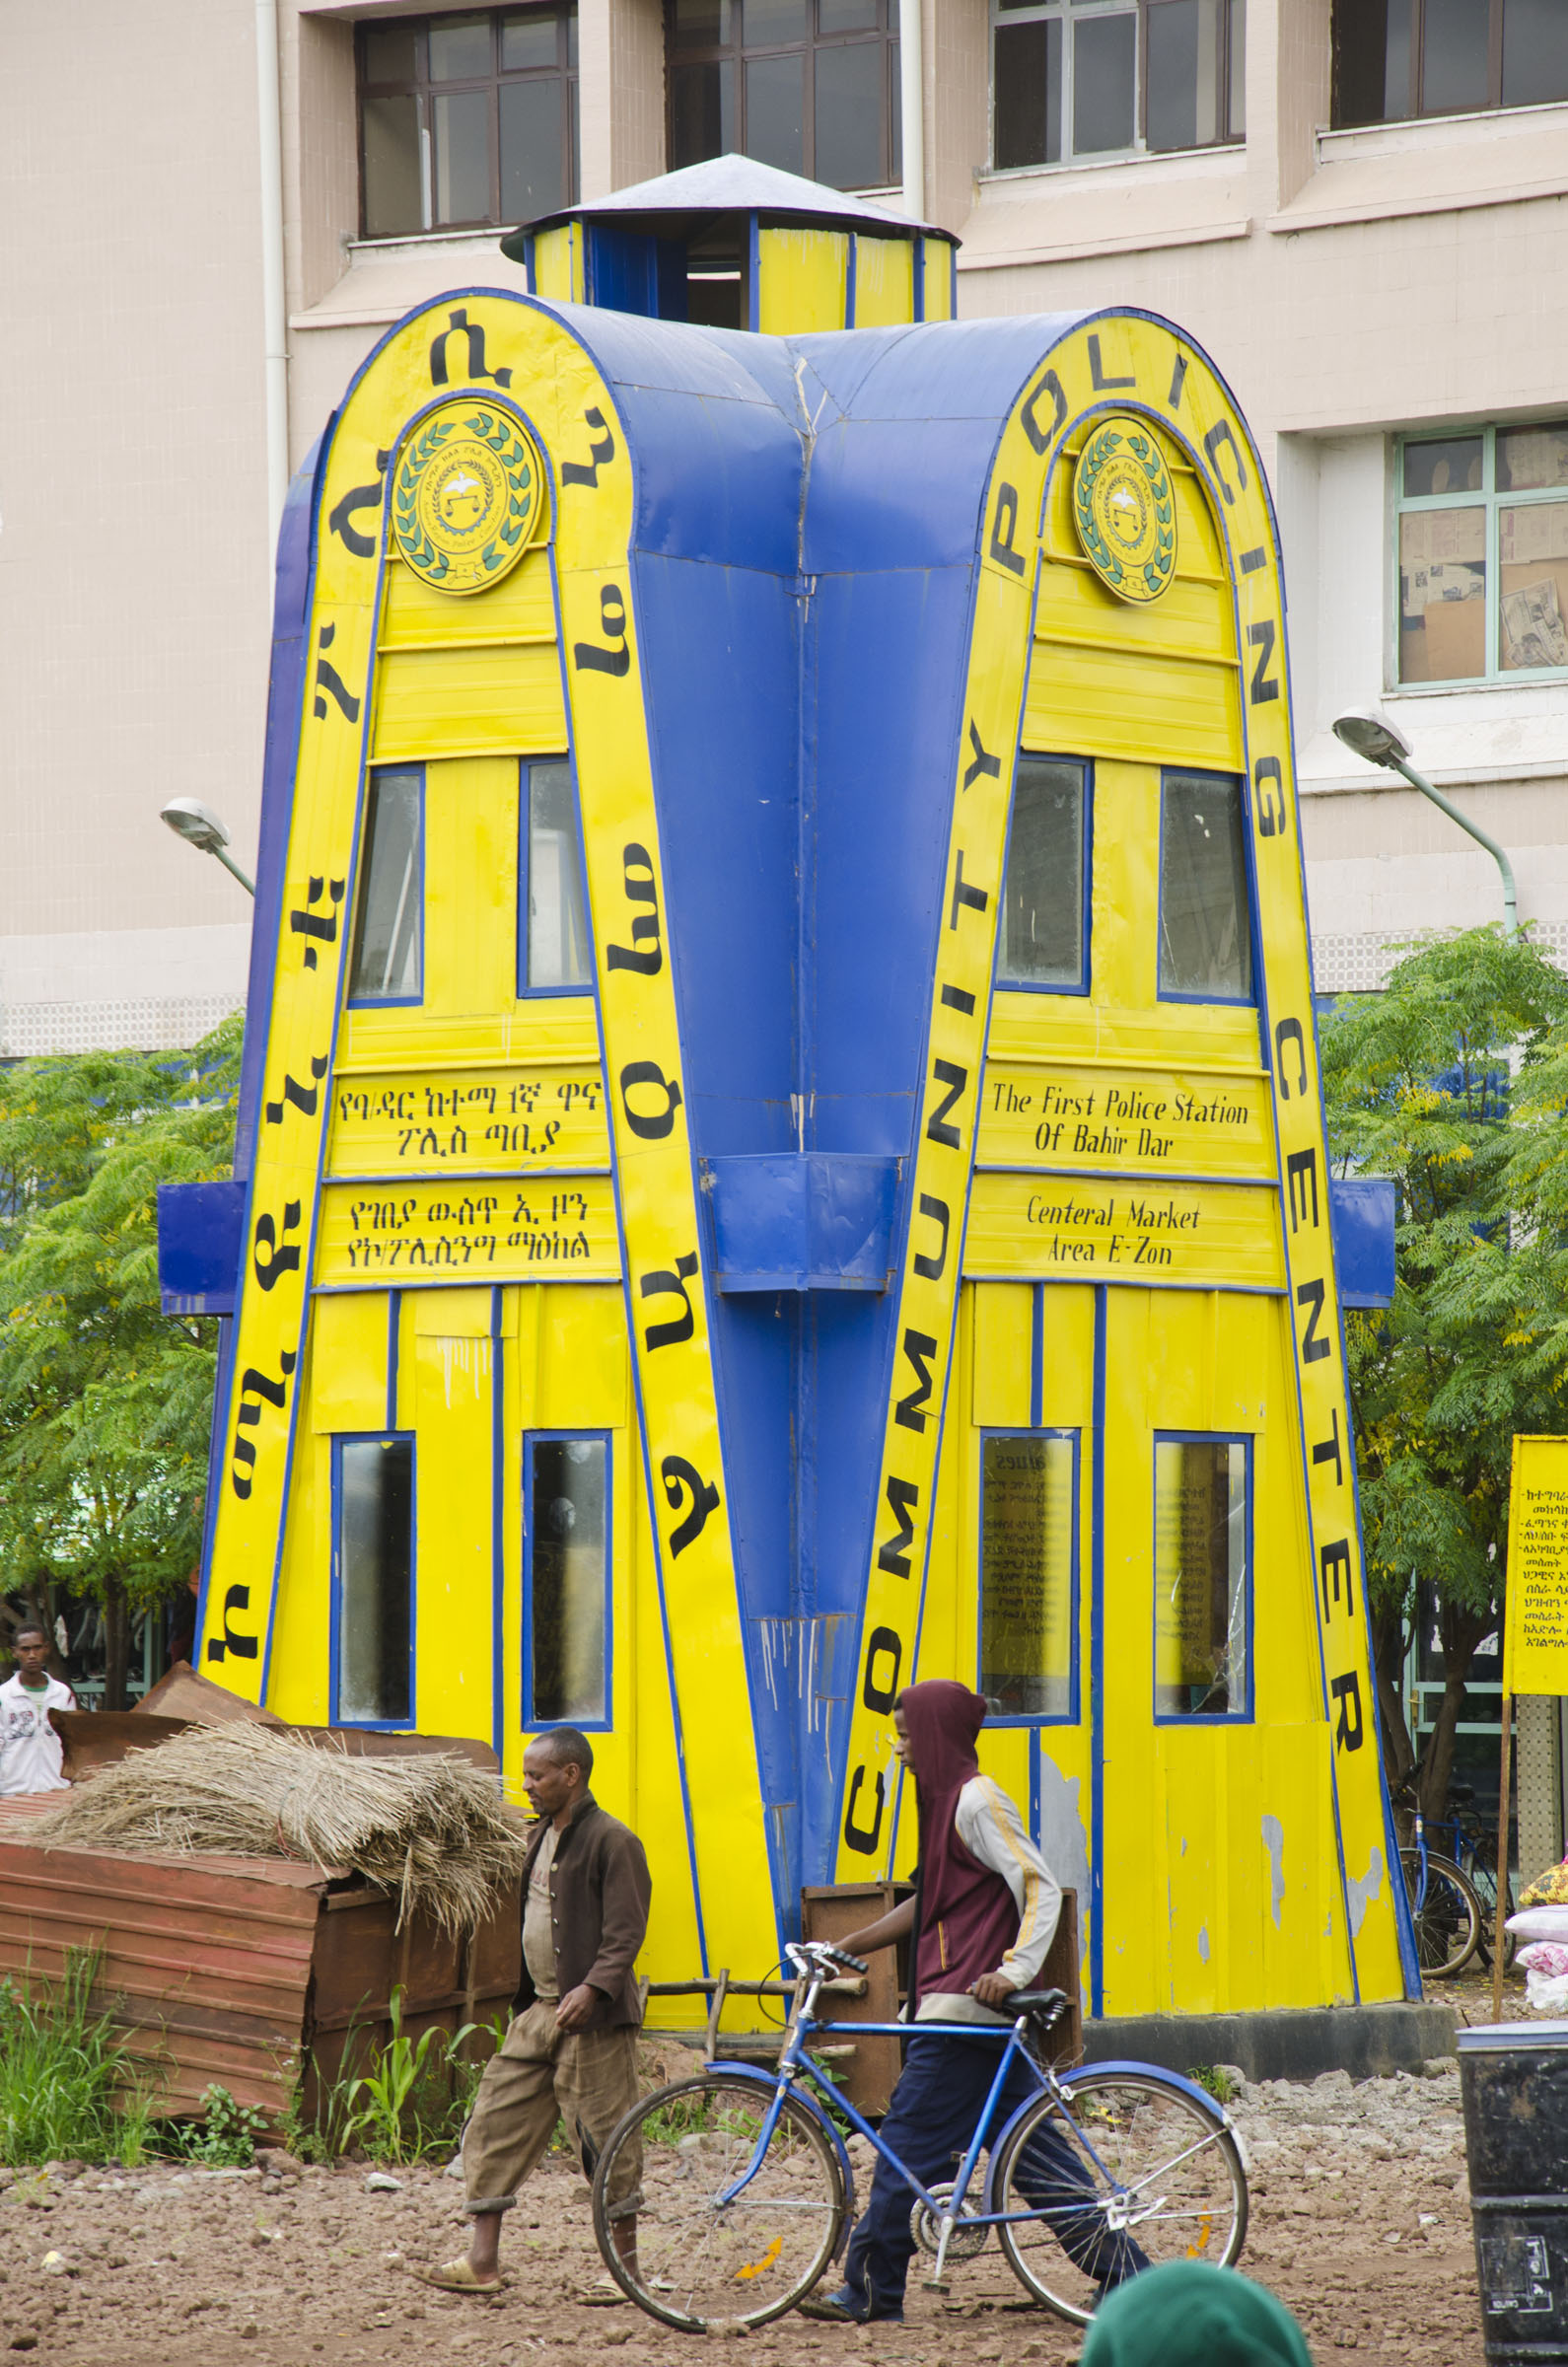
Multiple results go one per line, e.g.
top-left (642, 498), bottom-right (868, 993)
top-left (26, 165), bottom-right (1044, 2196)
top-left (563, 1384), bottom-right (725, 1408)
top-left (1333, 0), bottom-right (1568, 127)
top-left (668, 0), bottom-right (900, 190)
top-left (1396, 422), bottom-right (1568, 686)
top-left (992, 0), bottom-right (1245, 173)
top-left (359, 9), bottom-right (579, 239)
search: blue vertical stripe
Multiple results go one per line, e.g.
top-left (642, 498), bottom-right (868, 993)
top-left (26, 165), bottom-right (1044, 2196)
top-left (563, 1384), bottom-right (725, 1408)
top-left (1030, 1282), bottom-right (1044, 1429)
top-left (491, 1286), bottom-right (505, 1765)
top-left (386, 1290), bottom-right (401, 1431)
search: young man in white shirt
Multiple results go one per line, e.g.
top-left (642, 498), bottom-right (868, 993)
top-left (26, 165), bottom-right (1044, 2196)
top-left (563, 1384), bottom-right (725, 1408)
top-left (0, 1624), bottom-right (76, 1795)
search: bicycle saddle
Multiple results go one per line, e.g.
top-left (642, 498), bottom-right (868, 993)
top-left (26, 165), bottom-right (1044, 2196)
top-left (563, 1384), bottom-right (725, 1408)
top-left (1449, 1782), bottom-right (1474, 1806)
top-left (1002, 1986), bottom-right (1068, 2026)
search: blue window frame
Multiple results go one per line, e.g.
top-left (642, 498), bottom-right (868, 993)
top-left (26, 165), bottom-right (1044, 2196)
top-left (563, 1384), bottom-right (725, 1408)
top-left (518, 756), bottom-right (593, 996)
top-left (996, 753), bottom-right (1092, 995)
top-left (349, 765), bottom-right (424, 1005)
top-left (523, 1430), bottom-right (610, 1729)
top-left (1157, 767), bottom-right (1254, 1005)
top-left (1152, 1430), bottom-right (1252, 1723)
top-left (331, 1432), bottom-right (416, 1727)
top-left (978, 1428), bottom-right (1080, 1724)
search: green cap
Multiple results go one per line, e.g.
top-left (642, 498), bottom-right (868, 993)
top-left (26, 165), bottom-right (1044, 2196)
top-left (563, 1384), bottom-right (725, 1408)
top-left (1083, 2262), bottom-right (1313, 2367)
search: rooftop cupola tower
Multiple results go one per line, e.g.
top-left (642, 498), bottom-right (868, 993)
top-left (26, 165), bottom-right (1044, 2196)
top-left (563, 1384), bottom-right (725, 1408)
top-left (501, 153), bottom-right (956, 333)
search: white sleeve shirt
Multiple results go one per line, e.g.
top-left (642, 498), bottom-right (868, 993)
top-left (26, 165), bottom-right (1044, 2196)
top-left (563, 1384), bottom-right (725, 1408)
top-left (0, 1672), bottom-right (76, 1796)
top-left (914, 1774), bottom-right (1063, 2024)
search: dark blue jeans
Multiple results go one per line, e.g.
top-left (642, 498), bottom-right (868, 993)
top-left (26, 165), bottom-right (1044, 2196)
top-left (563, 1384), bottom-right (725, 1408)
top-left (840, 2032), bottom-right (1147, 2318)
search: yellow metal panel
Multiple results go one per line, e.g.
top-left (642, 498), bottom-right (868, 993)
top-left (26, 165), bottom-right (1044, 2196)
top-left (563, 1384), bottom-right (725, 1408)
top-left (381, 548), bottom-right (556, 651)
top-left (268, 1431), bottom-right (330, 1726)
top-left (535, 1281), bottom-right (629, 1428)
top-left (757, 227), bottom-right (849, 333)
top-left (978, 1061), bottom-right (1274, 1183)
top-left (853, 234), bottom-right (914, 327)
top-left (965, 1175), bottom-right (1283, 1292)
top-left (1024, 640), bottom-right (1242, 771)
top-left (411, 1286), bottom-right (492, 1337)
top-left (372, 642), bottom-right (567, 762)
top-left (307, 1293), bottom-right (389, 1432)
top-left (328, 1063), bottom-right (608, 1179)
top-left (421, 757), bottom-right (521, 1020)
top-left (987, 994), bottom-right (1261, 1076)
top-left (412, 1325), bottom-right (495, 1744)
top-left (340, 1005), bottom-right (601, 1070)
top-left (971, 1281), bottom-right (1032, 1426)
top-left (921, 240), bottom-right (954, 322)
top-left (532, 224), bottom-right (584, 303)
top-left (317, 1177), bottom-right (620, 1289)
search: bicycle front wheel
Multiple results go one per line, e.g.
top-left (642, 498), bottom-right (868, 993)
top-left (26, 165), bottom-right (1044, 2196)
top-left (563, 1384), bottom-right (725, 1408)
top-left (590, 2072), bottom-right (847, 2332)
top-left (993, 2070), bottom-right (1247, 2326)
top-left (1401, 1848), bottom-right (1481, 1976)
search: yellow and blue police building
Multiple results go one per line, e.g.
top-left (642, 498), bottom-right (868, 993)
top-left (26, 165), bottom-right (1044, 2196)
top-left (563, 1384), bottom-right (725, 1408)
top-left (161, 158), bottom-right (1420, 2029)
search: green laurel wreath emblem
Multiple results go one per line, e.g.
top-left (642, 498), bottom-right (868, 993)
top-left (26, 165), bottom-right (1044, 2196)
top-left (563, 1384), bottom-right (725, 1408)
top-left (392, 403), bottom-right (541, 594)
top-left (1073, 418), bottom-right (1177, 605)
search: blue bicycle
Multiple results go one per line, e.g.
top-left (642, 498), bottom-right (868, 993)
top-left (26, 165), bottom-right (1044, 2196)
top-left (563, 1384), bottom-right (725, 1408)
top-left (590, 1940), bottom-right (1248, 2332)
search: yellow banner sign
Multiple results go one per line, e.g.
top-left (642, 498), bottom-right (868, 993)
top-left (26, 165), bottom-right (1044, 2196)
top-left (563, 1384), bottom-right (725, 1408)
top-left (316, 1177), bottom-right (619, 1287)
top-left (964, 1174), bottom-right (1283, 1290)
top-left (1504, 1436), bottom-right (1568, 1695)
top-left (327, 1066), bottom-right (608, 1176)
top-left (977, 1062), bottom-right (1273, 1183)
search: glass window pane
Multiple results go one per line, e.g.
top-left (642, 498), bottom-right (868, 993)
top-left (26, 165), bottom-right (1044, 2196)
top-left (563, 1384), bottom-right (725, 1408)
top-left (501, 78), bottom-right (566, 218)
top-left (820, 0), bottom-right (877, 29)
top-left (891, 34), bottom-right (901, 178)
top-left (994, 19), bottom-right (1061, 165)
top-left (363, 25), bottom-right (419, 82)
top-left (1154, 1440), bottom-right (1247, 1719)
top-left (672, 58), bottom-right (736, 163)
top-left (815, 40), bottom-right (883, 186)
top-left (745, 0), bottom-right (808, 40)
top-left (1419, 0), bottom-right (1490, 112)
top-left (502, 8), bottom-right (560, 69)
top-left (363, 93), bottom-right (423, 237)
top-left (981, 1434), bottom-right (1076, 1719)
top-left (434, 88), bottom-right (492, 222)
top-left (429, 13), bottom-right (492, 77)
top-left (1498, 503), bottom-right (1568, 672)
top-left (1503, 0), bottom-right (1568, 105)
top-left (1228, 0), bottom-right (1245, 133)
top-left (529, 1437), bottom-right (607, 1723)
top-left (1159, 772), bottom-right (1251, 999)
top-left (1498, 421), bottom-right (1568, 492)
top-left (1385, 0), bottom-right (1413, 114)
top-left (673, 0), bottom-right (734, 45)
top-left (526, 762), bottom-right (591, 988)
top-left (1402, 433), bottom-right (1483, 497)
top-left (351, 769), bottom-right (422, 1000)
top-left (746, 51), bottom-right (805, 169)
top-left (1072, 9), bottom-right (1135, 152)
top-left (338, 1439), bottom-right (413, 1725)
top-left (1147, 0), bottom-right (1221, 153)
top-left (1397, 505), bottom-right (1485, 682)
top-left (999, 759), bottom-right (1084, 986)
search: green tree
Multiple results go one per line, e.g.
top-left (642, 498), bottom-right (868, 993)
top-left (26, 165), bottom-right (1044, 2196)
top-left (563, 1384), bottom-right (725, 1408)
top-left (1321, 928), bottom-right (1568, 1818)
top-left (0, 1019), bottom-right (241, 1706)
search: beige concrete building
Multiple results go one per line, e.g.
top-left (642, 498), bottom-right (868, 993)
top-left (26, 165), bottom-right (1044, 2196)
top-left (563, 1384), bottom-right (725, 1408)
top-left (3, 0), bottom-right (1565, 1052)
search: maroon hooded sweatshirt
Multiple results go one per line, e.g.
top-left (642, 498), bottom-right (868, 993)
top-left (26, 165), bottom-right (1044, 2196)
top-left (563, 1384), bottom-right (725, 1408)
top-left (901, 1681), bottom-right (1021, 2014)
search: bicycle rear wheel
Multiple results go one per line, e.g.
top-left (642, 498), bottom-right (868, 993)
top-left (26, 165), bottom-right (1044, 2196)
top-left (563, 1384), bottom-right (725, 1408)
top-left (589, 2072), bottom-right (847, 2332)
top-left (1400, 1848), bottom-right (1481, 1976)
top-left (992, 2070), bottom-right (1247, 2327)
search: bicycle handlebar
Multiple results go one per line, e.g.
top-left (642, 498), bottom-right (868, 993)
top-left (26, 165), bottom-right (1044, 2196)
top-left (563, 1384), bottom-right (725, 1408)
top-left (785, 1940), bottom-right (869, 1978)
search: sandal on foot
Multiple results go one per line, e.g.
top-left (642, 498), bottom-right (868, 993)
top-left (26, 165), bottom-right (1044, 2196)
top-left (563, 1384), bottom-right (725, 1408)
top-left (575, 2275), bottom-right (630, 2306)
top-left (421, 2258), bottom-right (510, 2294)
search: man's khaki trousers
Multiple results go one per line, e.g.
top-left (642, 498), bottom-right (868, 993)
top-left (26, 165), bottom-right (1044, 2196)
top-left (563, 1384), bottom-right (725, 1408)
top-left (463, 2000), bottom-right (643, 2221)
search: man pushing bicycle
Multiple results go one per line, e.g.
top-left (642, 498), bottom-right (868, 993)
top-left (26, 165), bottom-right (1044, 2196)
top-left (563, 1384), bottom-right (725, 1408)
top-left (800, 1679), bottom-right (1147, 2326)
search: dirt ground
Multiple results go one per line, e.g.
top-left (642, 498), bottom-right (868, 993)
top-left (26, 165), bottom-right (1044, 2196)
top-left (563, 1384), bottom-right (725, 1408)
top-left (0, 2018), bottom-right (1505, 2367)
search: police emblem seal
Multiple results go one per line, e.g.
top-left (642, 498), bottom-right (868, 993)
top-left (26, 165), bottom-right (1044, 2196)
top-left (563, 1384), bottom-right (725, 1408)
top-left (392, 400), bottom-right (544, 595)
top-left (1072, 415), bottom-right (1177, 605)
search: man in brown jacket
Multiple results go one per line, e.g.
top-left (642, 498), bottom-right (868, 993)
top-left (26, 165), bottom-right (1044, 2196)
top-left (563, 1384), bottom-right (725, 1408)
top-left (431, 1726), bottom-right (652, 2292)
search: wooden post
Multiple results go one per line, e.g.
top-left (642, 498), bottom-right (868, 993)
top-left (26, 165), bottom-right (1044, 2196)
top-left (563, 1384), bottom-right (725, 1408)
top-left (1493, 1691), bottom-right (1514, 2024)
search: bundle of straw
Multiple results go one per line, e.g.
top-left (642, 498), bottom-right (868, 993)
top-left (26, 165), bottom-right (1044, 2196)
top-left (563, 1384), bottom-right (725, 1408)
top-left (32, 1722), bottom-right (529, 1935)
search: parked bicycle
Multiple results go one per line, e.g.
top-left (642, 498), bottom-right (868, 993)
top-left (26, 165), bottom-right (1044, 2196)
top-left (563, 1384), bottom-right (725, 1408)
top-left (1426, 1781), bottom-right (1516, 1972)
top-left (1394, 1776), bottom-right (1482, 1976)
top-left (589, 1939), bottom-right (1248, 2333)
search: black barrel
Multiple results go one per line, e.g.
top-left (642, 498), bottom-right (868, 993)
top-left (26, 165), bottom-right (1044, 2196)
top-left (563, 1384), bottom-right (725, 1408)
top-left (1459, 2021), bottom-right (1568, 2361)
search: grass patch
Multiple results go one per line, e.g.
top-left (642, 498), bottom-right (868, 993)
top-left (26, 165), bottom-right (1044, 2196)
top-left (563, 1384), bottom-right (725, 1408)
top-left (1188, 2064), bottom-right (1240, 2107)
top-left (0, 1952), bottom-right (155, 2168)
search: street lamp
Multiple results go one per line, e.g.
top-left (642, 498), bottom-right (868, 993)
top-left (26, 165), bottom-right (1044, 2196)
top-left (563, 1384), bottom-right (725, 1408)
top-left (1331, 709), bottom-right (1518, 937)
top-left (160, 799), bottom-right (255, 897)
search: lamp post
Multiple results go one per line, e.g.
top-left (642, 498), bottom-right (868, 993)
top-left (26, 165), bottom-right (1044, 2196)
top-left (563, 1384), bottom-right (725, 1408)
top-left (1331, 709), bottom-right (1518, 938)
top-left (160, 799), bottom-right (255, 897)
